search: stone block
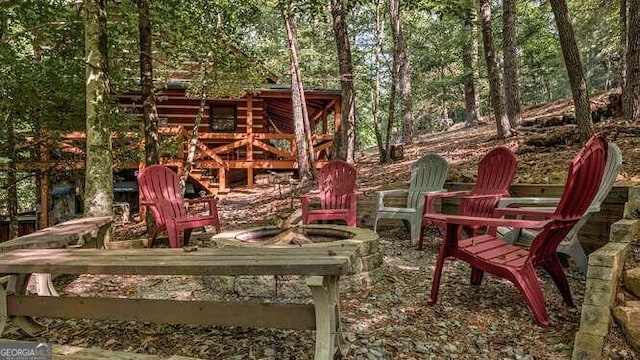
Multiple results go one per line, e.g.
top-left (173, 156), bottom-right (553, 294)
top-left (610, 219), bottom-right (640, 243)
top-left (572, 331), bottom-right (605, 360)
top-left (624, 268), bottom-right (640, 298)
top-left (583, 288), bottom-right (617, 307)
top-left (613, 305), bottom-right (640, 353)
top-left (588, 242), bottom-right (629, 268)
top-left (587, 265), bottom-right (615, 281)
top-left (579, 304), bottom-right (611, 335)
top-left (623, 187), bottom-right (640, 220)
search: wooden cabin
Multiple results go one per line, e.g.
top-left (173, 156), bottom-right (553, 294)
top-left (119, 83), bottom-right (341, 194)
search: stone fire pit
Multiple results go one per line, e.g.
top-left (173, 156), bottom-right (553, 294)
top-left (204, 225), bottom-right (382, 298)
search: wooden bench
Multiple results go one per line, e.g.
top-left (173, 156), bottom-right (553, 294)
top-left (0, 217), bottom-right (112, 296)
top-left (0, 246), bottom-right (355, 360)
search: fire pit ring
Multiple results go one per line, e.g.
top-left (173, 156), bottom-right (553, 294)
top-left (208, 224), bottom-right (382, 293)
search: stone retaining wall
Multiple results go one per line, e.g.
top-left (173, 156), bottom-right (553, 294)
top-left (572, 218), bottom-right (640, 359)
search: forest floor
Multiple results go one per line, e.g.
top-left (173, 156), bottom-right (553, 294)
top-left (4, 93), bottom-right (640, 359)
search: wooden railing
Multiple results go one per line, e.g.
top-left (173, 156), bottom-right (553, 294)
top-left (158, 126), bottom-right (334, 169)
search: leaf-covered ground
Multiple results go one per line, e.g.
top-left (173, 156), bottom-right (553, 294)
top-left (4, 103), bottom-right (640, 359)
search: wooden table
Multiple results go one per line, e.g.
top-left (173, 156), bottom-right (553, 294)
top-left (0, 217), bottom-right (112, 296)
top-left (0, 246), bottom-right (354, 360)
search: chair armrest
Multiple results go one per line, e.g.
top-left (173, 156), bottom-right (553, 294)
top-left (424, 213), bottom-right (550, 230)
top-left (376, 189), bottom-right (408, 209)
top-left (498, 197), bottom-right (561, 208)
top-left (493, 207), bottom-right (555, 220)
top-left (185, 196), bottom-right (218, 215)
top-left (423, 190), bottom-right (470, 214)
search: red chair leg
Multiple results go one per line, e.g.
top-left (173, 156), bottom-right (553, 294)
top-left (470, 267), bottom-right (484, 285)
top-left (427, 242), bottom-right (450, 305)
top-left (166, 224), bottom-right (180, 248)
top-left (511, 266), bottom-right (550, 327)
top-left (417, 222), bottom-right (426, 251)
top-left (183, 228), bottom-right (193, 247)
top-left (541, 257), bottom-right (574, 307)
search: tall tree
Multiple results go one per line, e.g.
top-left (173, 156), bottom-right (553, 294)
top-left (549, 0), bottom-right (594, 141)
top-left (389, 0), bottom-right (413, 144)
top-left (480, 0), bottom-right (511, 138)
top-left (371, 0), bottom-right (387, 162)
top-left (137, 0), bottom-right (160, 166)
top-left (330, 0), bottom-right (356, 162)
top-left (503, 0), bottom-right (522, 127)
top-left (462, 3), bottom-right (479, 127)
top-left (620, 0), bottom-right (628, 97)
top-left (282, 6), bottom-right (312, 180)
top-left (3, 112), bottom-right (18, 239)
top-left (626, 0), bottom-right (640, 121)
top-left (83, 0), bottom-right (114, 218)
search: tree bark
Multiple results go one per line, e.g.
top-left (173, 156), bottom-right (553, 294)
top-left (480, 0), bottom-right (511, 138)
top-left (137, 0), bottom-right (160, 166)
top-left (83, 0), bottom-right (114, 219)
top-left (3, 112), bottom-right (18, 238)
top-left (288, 19), bottom-right (316, 175)
top-left (282, 8), bottom-right (311, 180)
top-left (503, 0), bottom-right (522, 128)
top-left (388, 0), bottom-right (413, 144)
top-left (462, 6), bottom-right (479, 127)
top-left (620, 0), bottom-right (628, 98)
top-left (181, 83), bottom-right (207, 195)
top-left (372, 0), bottom-right (386, 162)
top-left (549, 0), bottom-right (594, 142)
top-left (330, 0), bottom-right (356, 163)
top-left (626, 0), bottom-right (640, 121)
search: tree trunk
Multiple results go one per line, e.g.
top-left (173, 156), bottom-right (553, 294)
top-left (480, 0), bottom-right (511, 138)
top-left (389, 0), bottom-right (413, 144)
top-left (3, 112), bottom-right (18, 238)
top-left (462, 6), bottom-right (479, 127)
top-left (288, 18), bottom-right (316, 175)
top-left (503, 0), bottom-right (522, 128)
top-left (181, 85), bottom-right (207, 195)
top-left (330, 0), bottom-right (356, 163)
top-left (620, 0), bottom-right (628, 99)
top-left (549, 0), bottom-right (594, 142)
top-left (372, 0), bottom-right (386, 162)
top-left (137, 0), bottom-right (159, 166)
top-left (83, 0), bottom-right (114, 219)
top-left (626, 0), bottom-right (640, 121)
top-left (282, 8), bottom-right (311, 180)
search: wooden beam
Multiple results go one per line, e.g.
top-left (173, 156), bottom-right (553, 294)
top-left (7, 296), bottom-right (317, 330)
top-left (252, 139), bottom-right (294, 160)
top-left (196, 160), bottom-right (330, 169)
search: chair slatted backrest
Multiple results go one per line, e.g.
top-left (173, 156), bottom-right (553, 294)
top-left (528, 135), bottom-right (608, 262)
top-left (459, 146), bottom-right (519, 218)
top-left (406, 154), bottom-right (449, 209)
top-left (318, 160), bottom-right (357, 210)
top-left (137, 165), bottom-right (187, 226)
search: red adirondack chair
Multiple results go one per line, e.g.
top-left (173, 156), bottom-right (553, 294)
top-left (423, 134), bottom-right (608, 326)
top-left (418, 146), bottom-right (518, 250)
top-left (137, 165), bottom-right (221, 248)
top-left (300, 160), bottom-right (358, 227)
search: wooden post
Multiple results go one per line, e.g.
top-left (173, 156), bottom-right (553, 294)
top-left (218, 168), bottom-right (227, 193)
top-left (247, 94), bottom-right (254, 187)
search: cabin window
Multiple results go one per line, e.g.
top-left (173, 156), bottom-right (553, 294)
top-left (209, 105), bottom-right (237, 132)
